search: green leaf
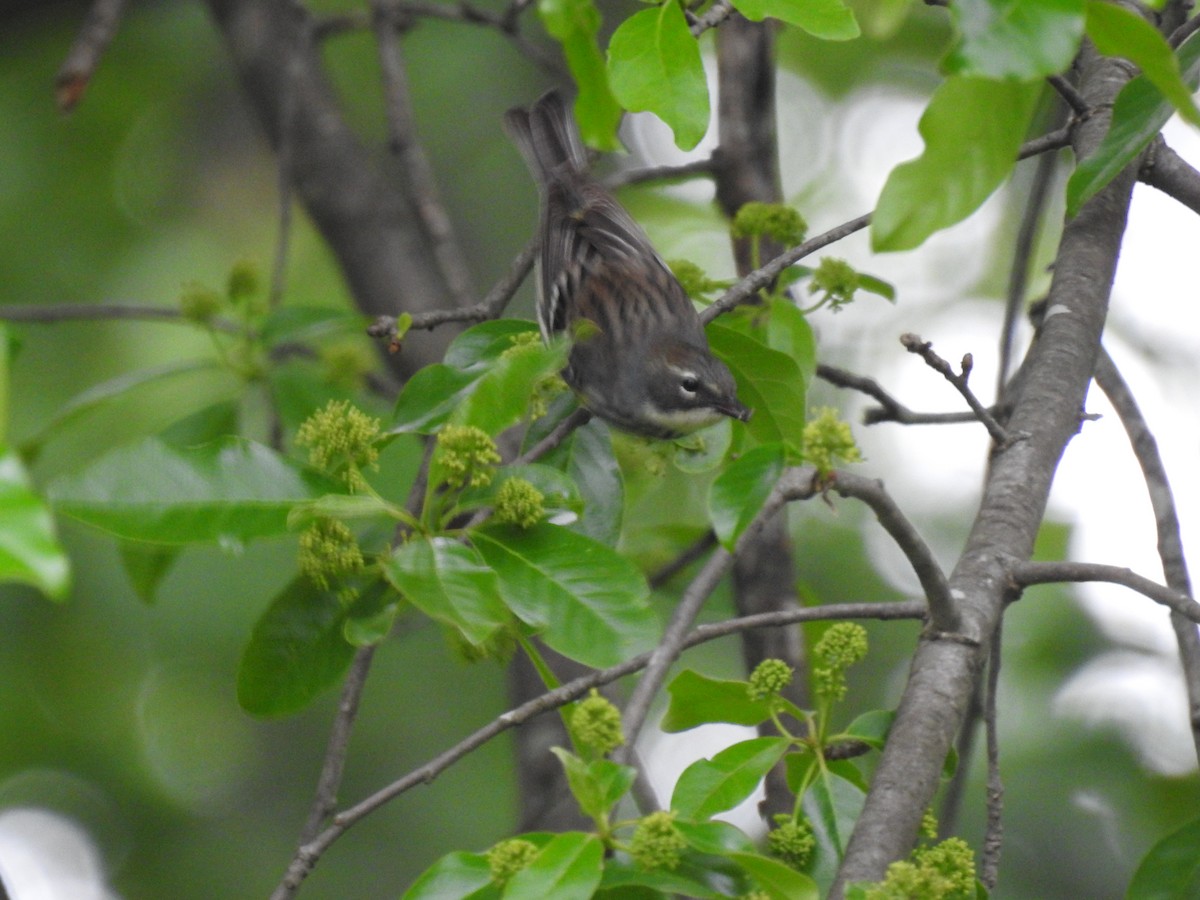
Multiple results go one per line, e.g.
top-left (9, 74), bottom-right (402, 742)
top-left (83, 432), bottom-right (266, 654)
top-left (47, 436), bottom-right (337, 545)
top-left (451, 340), bottom-right (568, 436)
top-left (118, 540), bottom-right (178, 604)
top-left (402, 850), bottom-right (499, 900)
top-left (1086, 0), bottom-right (1200, 127)
top-left (0, 445), bottom-right (70, 600)
top-left (237, 577), bottom-right (357, 716)
top-left (391, 363), bottom-right (484, 434)
top-left (20, 359), bottom-right (236, 462)
top-left (728, 852), bottom-right (820, 900)
top-left (843, 708), bottom-right (895, 750)
top-left (538, 0), bottom-right (622, 150)
top-left (675, 819), bottom-right (756, 856)
top-left (538, 418), bottom-right (623, 545)
top-left (383, 537), bottom-right (510, 645)
top-left (1068, 32), bottom-right (1200, 216)
top-left (471, 523), bottom-right (658, 667)
top-left (444, 319), bottom-right (543, 369)
top-left (708, 443), bottom-right (786, 550)
top-left (663, 669), bottom-right (772, 732)
top-left (872, 76), bottom-right (1041, 252)
top-left (765, 298), bottom-right (817, 384)
top-left (1127, 816), bottom-right (1200, 899)
top-left (597, 857), bottom-right (726, 898)
top-left (551, 748), bottom-right (638, 823)
top-left (673, 419), bottom-right (733, 475)
top-left (805, 769), bottom-right (865, 859)
top-left (731, 0), bottom-right (859, 40)
top-left (287, 493), bottom-right (393, 530)
top-left (671, 736), bottom-right (791, 819)
top-left (607, 3), bottom-right (710, 150)
top-left (945, 0), bottom-right (1085, 80)
top-left (504, 832), bottom-right (604, 900)
top-left (707, 323), bottom-right (807, 448)
top-left (456, 463), bottom-right (584, 521)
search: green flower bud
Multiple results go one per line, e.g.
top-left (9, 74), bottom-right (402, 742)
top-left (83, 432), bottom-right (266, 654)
top-left (629, 810), bottom-right (687, 871)
top-left (180, 283), bottom-right (223, 323)
top-left (767, 815), bottom-right (815, 871)
top-left (295, 400), bottom-right (383, 491)
top-left (493, 477), bottom-right (545, 529)
top-left (802, 407), bottom-right (863, 477)
top-left (571, 689), bottom-right (624, 756)
top-left (810, 257), bottom-right (860, 311)
top-left (731, 202), bottom-right (807, 246)
top-left (227, 259), bottom-right (261, 306)
top-left (669, 259), bottom-right (730, 300)
top-left (436, 424), bottom-right (501, 489)
top-left (748, 658), bottom-right (794, 701)
top-left (298, 518), bottom-right (364, 590)
top-left (860, 837), bottom-right (976, 900)
top-left (485, 838), bottom-right (539, 884)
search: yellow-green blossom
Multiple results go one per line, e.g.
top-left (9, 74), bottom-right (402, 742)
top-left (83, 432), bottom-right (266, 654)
top-left (731, 202), bottom-right (808, 247)
top-left (295, 400), bottom-right (382, 491)
top-left (299, 519), bottom-right (364, 590)
top-left (803, 407), bottom-right (863, 477)
top-left (485, 838), bottom-right (539, 884)
top-left (813, 622), bottom-right (869, 703)
top-left (859, 837), bottom-right (976, 900)
top-left (669, 259), bottom-right (730, 300)
top-left (748, 658), bottom-right (794, 701)
top-left (767, 815), bottom-right (815, 871)
top-left (493, 477), bottom-right (545, 529)
top-left (629, 810), bottom-right (687, 871)
top-left (571, 689), bottom-right (624, 756)
top-left (436, 424), bottom-right (500, 489)
top-left (180, 283), bottom-right (223, 323)
top-left (226, 259), bottom-right (261, 306)
top-left (810, 257), bottom-right (860, 311)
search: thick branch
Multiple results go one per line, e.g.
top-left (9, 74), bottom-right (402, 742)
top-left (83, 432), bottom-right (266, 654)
top-left (833, 50), bottom-right (1140, 894)
top-left (1140, 137), bottom-right (1200, 216)
top-left (205, 0), bottom-right (456, 374)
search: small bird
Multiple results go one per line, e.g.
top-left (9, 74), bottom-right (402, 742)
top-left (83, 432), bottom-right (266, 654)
top-left (504, 91), bottom-right (751, 439)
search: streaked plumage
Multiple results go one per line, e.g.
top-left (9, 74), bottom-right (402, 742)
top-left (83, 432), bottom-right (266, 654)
top-left (504, 91), bottom-right (750, 439)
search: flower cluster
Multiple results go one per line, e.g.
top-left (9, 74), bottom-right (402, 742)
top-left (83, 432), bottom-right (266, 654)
top-left (298, 519), bottom-right (364, 591)
top-left (485, 838), bottom-right (539, 884)
top-left (629, 811), bottom-right (687, 871)
top-left (812, 622), bottom-right (869, 703)
top-left (810, 257), bottom-right (860, 312)
top-left (570, 689), bottom-right (624, 756)
top-left (436, 425), bottom-right (500, 489)
top-left (493, 477), bottom-right (545, 529)
top-left (731, 201), bottom-right (808, 247)
top-left (859, 837), bottom-right (976, 900)
top-left (766, 815), bottom-right (815, 871)
top-left (295, 399), bottom-right (382, 491)
top-left (803, 407), bottom-right (863, 478)
top-left (669, 259), bottom-right (730, 300)
top-left (747, 658), bottom-right (794, 702)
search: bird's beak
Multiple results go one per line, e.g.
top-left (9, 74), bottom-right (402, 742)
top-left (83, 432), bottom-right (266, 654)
top-left (720, 401), bottom-right (752, 423)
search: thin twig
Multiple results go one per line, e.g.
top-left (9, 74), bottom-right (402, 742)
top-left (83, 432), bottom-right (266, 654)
top-left (511, 407), bottom-right (593, 465)
top-left (649, 530), bottom-right (718, 589)
top-left (1047, 75), bottom-right (1088, 117)
top-left (299, 646), bottom-right (376, 842)
top-left (1016, 124), bottom-right (1073, 161)
top-left (373, 1), bottom-right (477, 310)
top-left (604, 157), bottom-right (717, 190)
top-left (1169, 12), bottom-right (1200, 47)
top-left (367, 236), bottom-right (538, 341)
top-left (831, 471), bottom-right (954, 632)
top-left (701, 214), bottom-right (873, 323)
top-left (269, 598), bottom-right (925, 898)
top-left (899, 333), bottom-right (1010, 445)
top-left (1009, 560), bottom-right (1200, 623)
top-left (1095, 346), bottom-right (1200, 763)
top-left (817, 363), bottom-right (987, 426)
top-left (0, 303), bottom-right (241, 334)
top-left (55, 0), bottom-right (129, 111)
top-left (690, 0), bottom-right (735, 35)
top-left (617, 467), bottom-right (821, 762)
top-left (980, 616), bottom-right (1004, 890)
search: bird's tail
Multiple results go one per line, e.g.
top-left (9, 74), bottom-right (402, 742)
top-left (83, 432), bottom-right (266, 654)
top-left (503, 90), bottom-right (588, 185)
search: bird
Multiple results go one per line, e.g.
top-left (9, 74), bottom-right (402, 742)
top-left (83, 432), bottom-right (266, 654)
top-left (503, 90), bottom-right (751, 440)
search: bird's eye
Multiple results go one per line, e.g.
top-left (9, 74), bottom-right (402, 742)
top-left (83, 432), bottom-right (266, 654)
top-left (680, 374), bottom-right (700, 394)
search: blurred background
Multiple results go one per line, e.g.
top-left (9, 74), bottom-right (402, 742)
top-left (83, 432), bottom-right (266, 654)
top-left (2, 1), bottom-right (1199, 897)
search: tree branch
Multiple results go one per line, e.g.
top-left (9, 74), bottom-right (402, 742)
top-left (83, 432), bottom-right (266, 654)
top-left (56, 0), bottom-right (129, 111)
top-left (899, 333), bottom-right (1011, 445)
top-left (833, 49), bottom-right (1140, 894)
top-left (1009, 560), bottom-right (1200, 623)
top-left (1139, 137), bottom-right (1200, 216)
